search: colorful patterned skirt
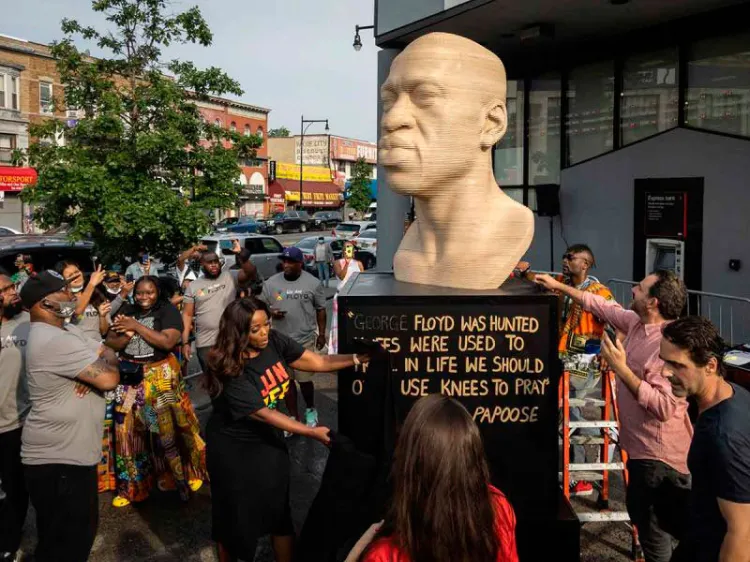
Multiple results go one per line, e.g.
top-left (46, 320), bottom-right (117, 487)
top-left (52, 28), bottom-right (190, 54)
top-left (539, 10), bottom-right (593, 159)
top-left (113, 354), bottom-right (207, 502)
top-left (97, 394), bottom-right (117, 493)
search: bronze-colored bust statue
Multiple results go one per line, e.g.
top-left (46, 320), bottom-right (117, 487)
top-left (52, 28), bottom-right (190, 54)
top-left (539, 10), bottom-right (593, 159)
top-left (379, 32), bottom-right (534, 290)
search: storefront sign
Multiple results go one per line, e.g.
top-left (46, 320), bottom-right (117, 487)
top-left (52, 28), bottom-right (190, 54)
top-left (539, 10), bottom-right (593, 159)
top-left (276, 162), bottom-right (333, 183)
top-left (268, 160), bottom-right (276, 182)
top-left (285, 191), bottom-right (340, 205)
top-left (295, 135), bottom-right (329, 166)
top-left (0, 167), bottom-right (37, 191)
top-left (330, 137), bottom-right (377, 163)
top-left (645, 191), bottom-right (687, 237)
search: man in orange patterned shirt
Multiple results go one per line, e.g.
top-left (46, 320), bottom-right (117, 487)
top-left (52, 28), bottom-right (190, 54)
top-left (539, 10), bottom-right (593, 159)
top-left (525, 244), bottom-right (615, 495)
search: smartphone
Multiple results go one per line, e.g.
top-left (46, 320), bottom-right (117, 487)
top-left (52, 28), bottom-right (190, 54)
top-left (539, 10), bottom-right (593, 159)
top-left (141, 253), bottom-right (150, 264)
top-left (126, 273), bottom-right (134, 282)
top-left (344, 245), bottom-right (354, 259)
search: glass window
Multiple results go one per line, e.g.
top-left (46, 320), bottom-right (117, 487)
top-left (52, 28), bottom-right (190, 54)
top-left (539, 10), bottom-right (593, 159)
top-left (566, 62), bottom-right (614, 165)
top-left (230, 121), bottom-right (237, 133)
top-left (0, 134), bottom-right (14, 163)
top-left (10, 76), bottom-right (17, 110)
top-left (529, 74), bottom-right (561, 185)
top-left (494, 79), bottom-right (524, 186)
top-left (621, 48), bottom-right (679, 146)
top-left (257, 127), bottom-right (264, 139)
top-left (0, 74), bottom-right (5, 108)
top-left (244, 124), bottom-right (250, 136)
top-left (214, 118), bottom-right (221, 127)
top-left (686, 33), bottom-right (750, 137)
top-left (261, 238), bottom-right (283, 253)
top-left (40, 81), bottom-right (53, 114)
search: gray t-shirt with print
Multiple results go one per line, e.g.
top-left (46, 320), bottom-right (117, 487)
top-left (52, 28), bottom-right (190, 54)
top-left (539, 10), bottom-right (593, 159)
top-left (71, 303), bottom-right (103, 341)
top-left (184, 270), bottom-right (239, 348)
top-left (0, 312), bottom-right (31, 433)
top-left (21, 322), bottom-right (104, 466)
top-left (261, 271), bottom-right (325, 343)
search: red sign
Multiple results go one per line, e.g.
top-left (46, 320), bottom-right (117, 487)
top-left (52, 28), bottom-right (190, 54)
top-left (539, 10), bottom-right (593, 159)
top-left (0, 167), bottom-right (38, 192)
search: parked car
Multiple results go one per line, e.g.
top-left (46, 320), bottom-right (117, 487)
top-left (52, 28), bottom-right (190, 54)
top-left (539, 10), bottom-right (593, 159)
top-left (363, 202), bottom-right (377, 220)
top-left (0, 226), bottom-right (21, 236)
top-left (255, 217), bottom-right (272, 234)
top-left (311, 211), bottom-right (342, 230)
top-left (200, 233), bottom-right (284, 280)
top-left (214, 217), bottom-right (239, 232)
top-left (0, 235), bottom-right (96, 274)
top-left (266, 211), bottom-right (311, 234)
top-left (295, 236), bottom-right (377, 276)
top-left (354, 229), bottom-right (377, 257)
top-left (225, 217), bottom-right (259, 234)
top-left (333, 221), bottom-right (377, 239)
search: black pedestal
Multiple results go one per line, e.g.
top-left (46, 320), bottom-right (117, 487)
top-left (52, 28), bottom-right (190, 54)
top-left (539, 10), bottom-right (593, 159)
top-left (337, 272), bottom-right (580, 561)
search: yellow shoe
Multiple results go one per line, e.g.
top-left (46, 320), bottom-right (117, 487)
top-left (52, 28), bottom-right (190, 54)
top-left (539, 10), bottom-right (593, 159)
top-left (188, 478), bottom-right (203, 492)
top-left (112, 496), bottom-right (131, 508)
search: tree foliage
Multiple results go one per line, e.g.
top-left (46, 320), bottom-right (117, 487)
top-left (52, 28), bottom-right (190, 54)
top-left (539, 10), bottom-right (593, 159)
top-left (348, 157), bottom-right (373, 214)
top-left (268, 126), bottom-right (291, 138)
top-left (22, 0), bottom-right (261, 263)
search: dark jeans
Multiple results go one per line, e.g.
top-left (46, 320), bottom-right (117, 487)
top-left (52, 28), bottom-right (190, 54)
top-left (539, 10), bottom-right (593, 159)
top-left (626, 459), bottom-right (691, 562)
top-left (25, 463), bottom-right (99, 562)
top-left (197, 346), bottom-right (212, 374)
top-left (0, 428), bottom-right (28, 554)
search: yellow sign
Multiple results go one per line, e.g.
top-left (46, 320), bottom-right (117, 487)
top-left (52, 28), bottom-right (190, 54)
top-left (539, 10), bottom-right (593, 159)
top-left (276, 162), bottom-right (333, 183)
top-left (284, 191), bottom-right (340, 202)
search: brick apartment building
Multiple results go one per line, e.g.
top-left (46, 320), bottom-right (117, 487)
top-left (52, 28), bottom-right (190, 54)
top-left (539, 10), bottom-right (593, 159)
top-left (195, 97), bottom-right (270, 218)
top-left (0, 32), bottom-right (271, 230)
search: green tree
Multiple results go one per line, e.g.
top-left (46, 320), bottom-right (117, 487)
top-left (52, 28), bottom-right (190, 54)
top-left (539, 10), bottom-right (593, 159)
top-left (348, 157), bottom-right (373, 214)
top-left (268, 126), bottom-right (291, 138)
top-left (22, 0), bottom-right (261, 263)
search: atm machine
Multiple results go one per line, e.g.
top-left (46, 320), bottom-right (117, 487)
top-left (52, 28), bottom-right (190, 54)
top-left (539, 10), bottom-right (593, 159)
top-left (645, 238), bottom-right (685, 280)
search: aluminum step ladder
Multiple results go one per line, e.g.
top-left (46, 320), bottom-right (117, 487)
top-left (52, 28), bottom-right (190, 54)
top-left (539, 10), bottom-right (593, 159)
top-left (560, 369), bottom-right (645, 561)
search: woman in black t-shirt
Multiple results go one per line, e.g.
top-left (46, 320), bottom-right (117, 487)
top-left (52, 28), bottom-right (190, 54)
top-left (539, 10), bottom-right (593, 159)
top-left (106, 276), bottom-right (207, 508)
top-left (205, 297), bottom-right (369, 562)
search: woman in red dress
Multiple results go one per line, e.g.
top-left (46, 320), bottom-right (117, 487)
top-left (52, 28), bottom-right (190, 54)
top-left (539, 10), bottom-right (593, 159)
top-left (350, 394), bottom-right (519, 562)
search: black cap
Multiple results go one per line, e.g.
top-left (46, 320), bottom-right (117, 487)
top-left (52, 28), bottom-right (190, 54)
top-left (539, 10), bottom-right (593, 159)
top-left (19, 270), bottom-right (71, 309)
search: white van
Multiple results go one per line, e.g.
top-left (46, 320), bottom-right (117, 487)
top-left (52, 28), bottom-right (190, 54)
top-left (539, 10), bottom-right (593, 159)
top-left (363, 202), bottom-right (377, 220)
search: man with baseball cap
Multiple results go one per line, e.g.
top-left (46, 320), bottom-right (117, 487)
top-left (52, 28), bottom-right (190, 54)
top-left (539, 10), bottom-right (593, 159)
top-left (19, 271), bottom-right (120, 561)
top-left (261, 247), bottom-right (327, 427)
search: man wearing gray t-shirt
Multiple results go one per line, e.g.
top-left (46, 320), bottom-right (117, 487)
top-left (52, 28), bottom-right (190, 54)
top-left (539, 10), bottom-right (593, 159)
top-left (19, 271), bottom-right (120, 562)
top-left (0, 273), bottom-right (31, 561)
top-left (181, 242), bottom-right (258, 372)
top-left (261, 247), bottom-right (326, 427)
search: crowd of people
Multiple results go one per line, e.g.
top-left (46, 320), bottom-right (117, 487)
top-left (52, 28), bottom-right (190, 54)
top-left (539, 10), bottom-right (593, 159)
top-left (0, 238), bottom-right (748, 562)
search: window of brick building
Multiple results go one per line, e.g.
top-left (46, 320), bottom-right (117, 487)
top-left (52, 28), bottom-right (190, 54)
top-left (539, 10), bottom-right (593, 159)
top-left (0, 134), bottom-right (15, 163)
top-left (244, 124), bottom-right (251, 136)
top-left (40, 81), bottom-right (53, 114)
top-left (11, 76), bottom-right (18, 110)
top-left (230, 121), bottom-right (237, 133)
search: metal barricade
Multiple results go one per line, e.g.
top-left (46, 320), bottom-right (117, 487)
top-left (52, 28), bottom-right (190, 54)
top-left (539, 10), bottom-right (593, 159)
top-left (607, 278), bottom-right (750, 346)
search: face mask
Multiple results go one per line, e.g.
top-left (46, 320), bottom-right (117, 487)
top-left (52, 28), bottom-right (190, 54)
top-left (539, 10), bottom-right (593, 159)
top-left (44, 299), bottom-right (77, 319)
top-left (106, 286), bottom-right (121, 295)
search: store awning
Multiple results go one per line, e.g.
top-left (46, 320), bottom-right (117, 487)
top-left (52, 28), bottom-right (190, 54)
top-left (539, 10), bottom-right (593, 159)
top-left (268, 179), bottom-right (342, 208)
top-left (345, 178), bottom-right (377, 200)
top-left (0, 167), bottom-right (37, 191)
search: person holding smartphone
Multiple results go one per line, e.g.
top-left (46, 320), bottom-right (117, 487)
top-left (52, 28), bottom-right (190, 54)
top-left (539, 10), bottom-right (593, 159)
top-left (125, 250), bottom-right (151, 284)
top-left (328, 241), bottom-right (366, 355)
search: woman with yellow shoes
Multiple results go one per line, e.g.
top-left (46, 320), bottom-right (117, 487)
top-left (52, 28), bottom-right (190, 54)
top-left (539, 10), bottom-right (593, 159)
top-left (105, 275), bottom-right (207, 507)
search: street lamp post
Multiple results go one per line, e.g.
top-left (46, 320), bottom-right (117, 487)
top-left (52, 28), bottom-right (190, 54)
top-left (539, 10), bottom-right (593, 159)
top-left (353, 24), bottom-right (374, 51)
top-left (299, 115), bottom-right (329, 210)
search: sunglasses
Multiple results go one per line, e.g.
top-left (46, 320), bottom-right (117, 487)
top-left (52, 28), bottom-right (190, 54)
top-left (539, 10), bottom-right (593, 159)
top-left (562, 253), bottom-right (586, 262)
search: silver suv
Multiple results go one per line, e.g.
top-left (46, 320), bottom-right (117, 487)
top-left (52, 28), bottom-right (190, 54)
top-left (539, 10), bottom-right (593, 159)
top-left (200, 233), bottom-right (284, 280)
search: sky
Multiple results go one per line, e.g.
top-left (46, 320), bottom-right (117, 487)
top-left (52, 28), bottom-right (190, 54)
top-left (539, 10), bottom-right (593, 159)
top-left (2, 0), bottom-right (379, 142)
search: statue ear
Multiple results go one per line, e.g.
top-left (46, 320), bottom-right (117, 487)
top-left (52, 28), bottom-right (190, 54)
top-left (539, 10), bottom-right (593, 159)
top-left (481, 102), bottom-right (507, 150)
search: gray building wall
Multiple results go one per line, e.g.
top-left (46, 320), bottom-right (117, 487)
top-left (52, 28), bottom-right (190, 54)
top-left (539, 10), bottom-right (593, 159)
top-left (523, 127), bottom-right (750, 298)
top-left (375, 49), bottom-right (411, 272)
top-left (0, 193), bottom-right (23, 231)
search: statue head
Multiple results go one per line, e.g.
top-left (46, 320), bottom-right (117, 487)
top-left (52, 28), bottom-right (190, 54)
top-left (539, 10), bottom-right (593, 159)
top-left (379, 33), bottom-right (508, 197)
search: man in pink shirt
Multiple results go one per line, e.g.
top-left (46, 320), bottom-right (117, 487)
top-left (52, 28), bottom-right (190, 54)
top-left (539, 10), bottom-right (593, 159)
top-left (536, 270), bottom-right (692, 562)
